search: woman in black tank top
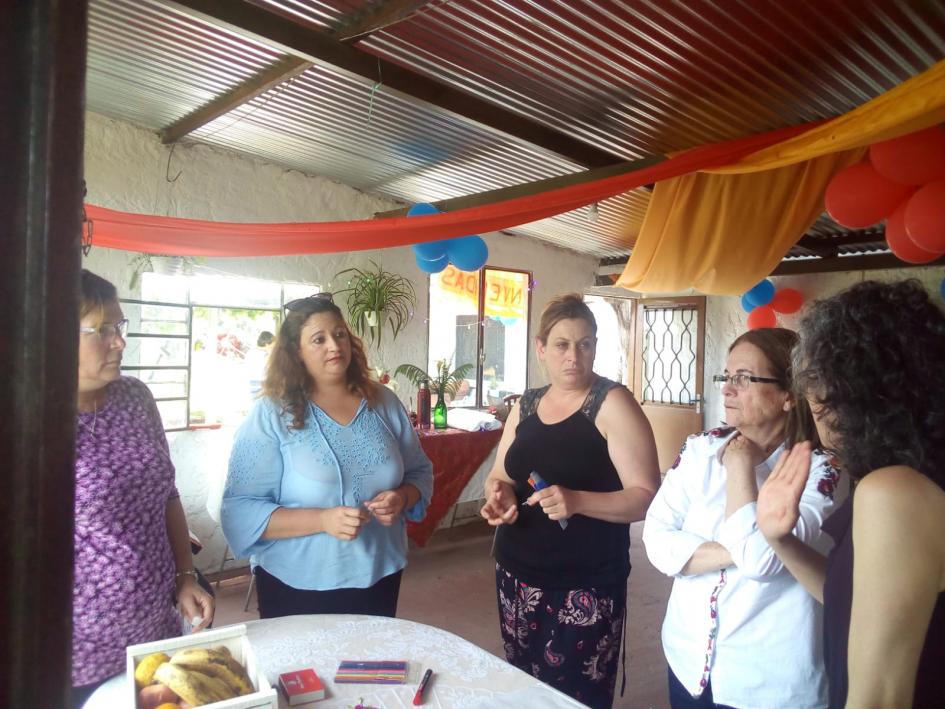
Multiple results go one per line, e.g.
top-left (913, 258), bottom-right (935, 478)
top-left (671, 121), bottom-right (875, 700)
top-left (757, 280), bottom-right (945, 707)
top-left (480, 293), bottom-right (660, 709)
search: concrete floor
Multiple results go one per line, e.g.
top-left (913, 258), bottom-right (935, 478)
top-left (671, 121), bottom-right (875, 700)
top-left (212, 520), bottom-right (672, 709)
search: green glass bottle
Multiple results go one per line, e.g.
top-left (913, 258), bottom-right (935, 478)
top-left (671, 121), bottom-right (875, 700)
top-left (433, 399), bottom-right (448, 430)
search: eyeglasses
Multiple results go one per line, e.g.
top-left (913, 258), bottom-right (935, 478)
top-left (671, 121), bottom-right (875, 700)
top-left (80, 318), bottom-right (129, 342)
top-left (284, 292), bottom-right (334, 313)
top-left (712, 373), bottom-right (782, 391)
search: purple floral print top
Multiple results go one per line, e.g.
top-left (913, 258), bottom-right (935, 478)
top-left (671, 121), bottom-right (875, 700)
top-left (72, 376), bottom-right (181, 686)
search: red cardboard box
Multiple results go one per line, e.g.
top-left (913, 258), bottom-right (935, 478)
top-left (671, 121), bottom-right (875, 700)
top-left (279, 668), bottom-right (326, 705)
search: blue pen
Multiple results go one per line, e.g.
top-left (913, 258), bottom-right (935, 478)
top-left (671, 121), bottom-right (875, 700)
top-left (525, 470), bottom-right (568, 529)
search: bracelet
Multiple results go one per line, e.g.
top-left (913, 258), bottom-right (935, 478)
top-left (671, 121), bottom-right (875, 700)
top-left (175, 569), bottom-right (198, 582)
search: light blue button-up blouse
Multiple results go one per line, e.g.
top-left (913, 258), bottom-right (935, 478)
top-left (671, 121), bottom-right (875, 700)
top-left (221, 386), bottom-right (434, 590)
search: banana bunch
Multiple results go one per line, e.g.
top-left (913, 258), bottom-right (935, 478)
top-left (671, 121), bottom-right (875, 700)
top-left (169, 646), bottom-right (255, 696)
top-left (140, 646), bottom-right (254, 707)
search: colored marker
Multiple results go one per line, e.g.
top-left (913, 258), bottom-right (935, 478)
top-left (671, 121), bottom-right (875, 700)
top-left (412, 668), bottom-right (433, 705)
top-left (526, 471), bottom-right (568, 529)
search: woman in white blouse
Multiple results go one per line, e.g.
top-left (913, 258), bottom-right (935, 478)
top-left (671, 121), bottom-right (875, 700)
top-left (643, 328), bottom-right (848, 709)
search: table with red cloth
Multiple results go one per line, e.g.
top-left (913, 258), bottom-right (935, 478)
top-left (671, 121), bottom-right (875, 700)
top-left (407, 426), bottom-right (503, 547)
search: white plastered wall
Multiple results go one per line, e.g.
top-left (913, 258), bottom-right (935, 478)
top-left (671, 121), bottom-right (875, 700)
top-left (82, 112), bottom-right (597, 572)
top-left (702, 267), bottom-right (945, 431)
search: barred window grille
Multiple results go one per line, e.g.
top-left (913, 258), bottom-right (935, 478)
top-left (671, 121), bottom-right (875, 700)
top-left (640, 306), bottom-right (698, 405)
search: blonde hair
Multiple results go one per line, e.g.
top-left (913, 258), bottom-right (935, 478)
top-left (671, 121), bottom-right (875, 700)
top-left (536, 292), bottom-right (597, 344)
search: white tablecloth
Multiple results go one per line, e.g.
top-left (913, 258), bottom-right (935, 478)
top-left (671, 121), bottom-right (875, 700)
top-left (85, 614), bottom-right (586, 708)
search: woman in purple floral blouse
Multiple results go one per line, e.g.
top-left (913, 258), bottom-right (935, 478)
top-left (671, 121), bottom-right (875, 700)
top-left (71, 270), bottom-right (214, 708)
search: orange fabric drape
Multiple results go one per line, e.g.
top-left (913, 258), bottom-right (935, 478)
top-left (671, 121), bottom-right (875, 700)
top-left (84, 123), bottom-right (814, 257)
top-left (618, 59), bottom-right (945, 293)
top-left (616, 149), bottom-right (866, 294)
top-left (706, 59), bottom-right (945, 174)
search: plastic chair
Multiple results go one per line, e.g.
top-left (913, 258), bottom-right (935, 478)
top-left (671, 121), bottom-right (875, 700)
top-left (502, 394), bottom-right (522, 409)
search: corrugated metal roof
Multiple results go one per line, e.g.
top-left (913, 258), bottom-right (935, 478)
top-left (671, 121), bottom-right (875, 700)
top-left (84, 0), bottom-right (945, 261)
top-left (87, 0), bottom-right (287, 129)
top-left (361, 0), bottom-right (945, 155)
top-left (244, 0), bottom-right (368, 33)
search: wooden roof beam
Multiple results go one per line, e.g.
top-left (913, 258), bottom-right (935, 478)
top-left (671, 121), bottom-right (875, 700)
top-left (161, 1), bottom-right (438, 143)
top-left (160, 56), bottom-right (310, 144)
top-left (335, 0), bottom-right (435, 42)
top-left (160, 0), bottom-right (619, 167)
top-left (373, 155), bottom-right (661, 218)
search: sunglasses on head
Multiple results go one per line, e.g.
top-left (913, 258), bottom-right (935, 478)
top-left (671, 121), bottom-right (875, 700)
top-left (284, 292), bottom-right (334, 313)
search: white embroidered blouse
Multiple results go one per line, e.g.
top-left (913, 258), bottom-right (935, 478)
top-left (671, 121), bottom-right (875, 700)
top-left (643, 427), bottom-right (848, 708)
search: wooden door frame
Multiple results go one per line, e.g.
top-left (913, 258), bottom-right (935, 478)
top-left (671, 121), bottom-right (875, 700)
top-left (2, 0), bottom-right (89, 705)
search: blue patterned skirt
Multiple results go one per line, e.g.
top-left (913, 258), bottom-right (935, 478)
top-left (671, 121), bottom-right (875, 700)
top-left (495, 563), bottom-right (627, 709)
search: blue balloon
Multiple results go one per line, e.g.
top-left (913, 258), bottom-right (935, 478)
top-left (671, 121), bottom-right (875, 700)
top-left (407, 204), bottom-right (449, 260)
top-left (412, 241), bottom-right (449, 261)
top-left (416, 253), bottom-right (448, 274)
top-left (407, 202), bottom-right (439, 217)
top-left (447, 235), bottom-right (489, 272)
top-left (745, 279), bottom-right (775, 307)
top-left (498, 316), bottom-right (518, 326)
top-left (740, 294), bottom-right (755, 313)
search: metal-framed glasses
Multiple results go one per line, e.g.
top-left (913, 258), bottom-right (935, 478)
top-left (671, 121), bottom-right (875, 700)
top-left (284, 292), bottom-right (334, 313)
top-left (80, 318), bottom-right (129, 342)
top-left (712, 373), bottom-right (781, 391)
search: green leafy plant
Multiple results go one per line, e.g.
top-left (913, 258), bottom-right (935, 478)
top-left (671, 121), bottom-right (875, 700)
top-left (395, 359), bottom-right (473, 401)
top-left (334, 261), bottom-right (417, 346)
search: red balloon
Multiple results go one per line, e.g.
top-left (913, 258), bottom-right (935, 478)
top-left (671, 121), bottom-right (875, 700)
top-left (770, 288), bottom-right (804, 314)
top-left (885, 201), bottom-right (943, 264)
top-left (869, 126), bottom-right (945, 186)
top-left (747, 305), bottom-right (777, 330)
top-left (825, 161), bottom-right (915, 228)
top-left (904, 180), bottom-right (945, 253)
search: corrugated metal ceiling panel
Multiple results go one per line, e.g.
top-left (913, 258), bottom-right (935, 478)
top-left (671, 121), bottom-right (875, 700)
top-left (83, 0), bottom-right (945, 260)
top-left (87, 0), bottom-right (288, 129)
top-left (184, 61), bottom-right (645, 256)
top-left (362, 0), bottom-right (945, 156)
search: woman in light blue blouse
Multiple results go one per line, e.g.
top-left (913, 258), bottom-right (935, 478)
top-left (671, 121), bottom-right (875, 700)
top-left (221, 293), bottom-right (433, 618)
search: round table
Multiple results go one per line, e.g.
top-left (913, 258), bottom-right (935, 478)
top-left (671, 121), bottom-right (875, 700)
top-left (85, 614), bottom-right (585, 708)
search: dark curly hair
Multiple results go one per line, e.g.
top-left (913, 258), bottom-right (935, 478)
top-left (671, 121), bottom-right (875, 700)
top-left (262, 296), bottom-right (378, 429)
top-left (794, 279), bottom-right (945, 484)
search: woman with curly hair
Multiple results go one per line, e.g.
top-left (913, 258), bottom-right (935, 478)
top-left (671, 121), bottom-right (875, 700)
top-left (757, 279), bottom-right (945, 707)
top-left (221, 293), bottom-right (433, 618)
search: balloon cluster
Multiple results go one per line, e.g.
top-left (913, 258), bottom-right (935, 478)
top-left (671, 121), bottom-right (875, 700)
top-left (825, 126), bottom-right (945, 264)
top-left (741, 279), bottom-right (804, 330)
top-left (407, 203), bottom-right (489, 273)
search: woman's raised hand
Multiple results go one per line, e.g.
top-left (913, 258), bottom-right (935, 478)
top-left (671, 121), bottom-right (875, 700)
top-left (757, 441), bottom-right (813, 542)
top-left (722, 433), bottom-right (767, 472)
top-left (322, 506), bottom-right (371, 541)
top-left (480, 479), bottom-right (519, 526)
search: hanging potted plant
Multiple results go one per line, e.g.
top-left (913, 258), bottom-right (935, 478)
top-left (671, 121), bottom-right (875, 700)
top-left (334, 261), bottom-right (418, 347)
top-left (395, 359), bottom-right (473, 429)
